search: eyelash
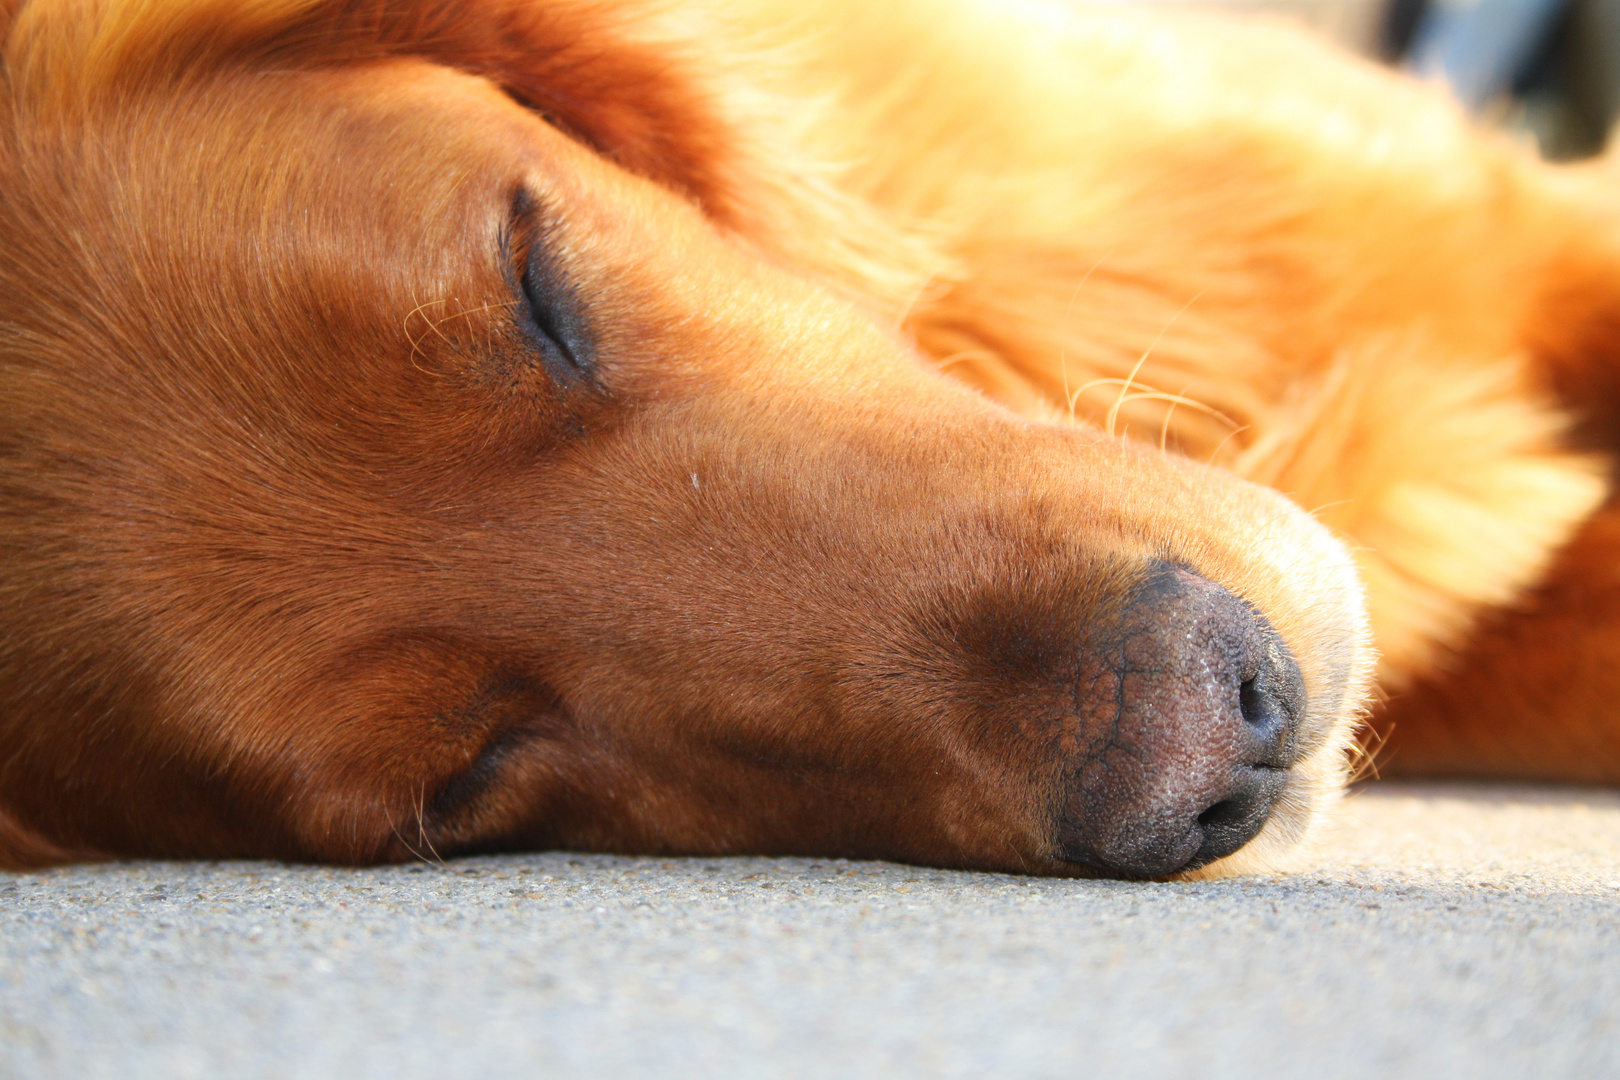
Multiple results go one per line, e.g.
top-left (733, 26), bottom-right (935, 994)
top-left (519, 255), bottom-right (587, 377)
top-left (506, 189), bottom-right (592, 384)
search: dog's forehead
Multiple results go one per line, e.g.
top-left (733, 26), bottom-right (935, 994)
top-left (165, 62), bottom-right (569, 263)
top-left (17, 56), bottom-right (653, 342)
top-left (2, 0), bottom-right (946, 321)
top-left (1, 0), bottom-right (752, 224)
top-left (270, 60), bottom-right (682, 246)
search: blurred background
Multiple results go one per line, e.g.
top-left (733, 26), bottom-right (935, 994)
top-left (1163, 0), bottom-right (1620, 157)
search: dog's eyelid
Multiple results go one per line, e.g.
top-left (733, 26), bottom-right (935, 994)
top-left (504, 183), bottom-right (569, 274)
top-left (503, 185), bottom-right (594, 382)
top-left (506, 183), bottom-right (555, 239)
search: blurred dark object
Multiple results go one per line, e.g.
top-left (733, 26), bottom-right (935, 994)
top-left (1395, 0), bottom-right (1620, 156)
top-left (1405, 0), bottom-right (1566, 106)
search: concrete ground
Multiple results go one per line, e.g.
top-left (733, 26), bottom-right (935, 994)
top-left (2, 782), bottom-right (1618, 1080)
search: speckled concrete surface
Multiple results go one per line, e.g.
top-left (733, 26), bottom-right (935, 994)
top-left (3, 782), bottom-right (1618, 1080)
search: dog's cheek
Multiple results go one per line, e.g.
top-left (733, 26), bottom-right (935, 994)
top-left (266, 633), bottom-right (575, 862)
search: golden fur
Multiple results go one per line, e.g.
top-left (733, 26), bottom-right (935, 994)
top-left (0, 0), bottom-right (1615, 874)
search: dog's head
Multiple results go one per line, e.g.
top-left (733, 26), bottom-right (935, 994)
top-left (0, 0), bottom-right (1372, 875)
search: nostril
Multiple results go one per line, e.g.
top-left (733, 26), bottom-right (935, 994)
top-left (1239, 637), bottom-right (1305, 767)
top-left (1185, 769), bottom-right (1287, 870)
top-left (1053, 563), bottom-right (1308, 876)
top-left (1238, 675), bottom-right (1266, 727)
top-left (1194, 797), bottom-right (1254, 865)
top-left (1239, 674), bottom-right (1287, 744)
top-left (1197, 795), bottom-right (1249, 831)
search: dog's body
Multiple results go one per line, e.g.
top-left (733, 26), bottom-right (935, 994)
top-left (0, 0), bottom-right (1615, 874)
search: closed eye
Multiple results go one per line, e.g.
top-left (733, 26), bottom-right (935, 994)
top-left (506, 186), bottom-right (594, 383)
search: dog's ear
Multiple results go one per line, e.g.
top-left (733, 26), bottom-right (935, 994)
top-left (3, 0), bottom-right (945, 310)
top-left (274, 0), bottom-right (754, 228)
top-left (8, 0), bottom-right (746, 223)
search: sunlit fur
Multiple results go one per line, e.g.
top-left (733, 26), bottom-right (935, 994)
top-left (0, 0), bottom-right (1614, 874)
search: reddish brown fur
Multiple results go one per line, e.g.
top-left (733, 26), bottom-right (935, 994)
top-left (1381, 505), bottom-right (1620, 783)
top-left (1375, 224), bottom-right (1620, 783)
top-left (0, 0), bottom-right (1615, 875)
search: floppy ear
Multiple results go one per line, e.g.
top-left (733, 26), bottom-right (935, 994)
top-left (2, 0), bottom-right (943, 308)
top-left (7, 0), bottom-right (746, 220)
top-left (271, 0), bottom-right (755, 227)
top-left (285, 0), bottom-right (945, 300)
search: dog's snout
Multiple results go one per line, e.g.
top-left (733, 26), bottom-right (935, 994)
top-left (1056, 564), bottom-right (1305, 877)
top-left (1240, 634), bottom-right (1306, 766)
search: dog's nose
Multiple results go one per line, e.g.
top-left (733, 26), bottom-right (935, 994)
top-left (1056, 565), bottom-right (1305, 877)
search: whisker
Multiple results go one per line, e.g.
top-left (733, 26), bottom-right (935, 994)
top-left (1305, 498), bottom-right (1356, 518)
top-left (1068, 375), bottom-right (1156, 412)
top-left (403, 297), bottom-right (454, 347)
top-left (1117, 390), bottom-right (1237, 427)
top-left (1206, 423), bottom-right (1252, 465)
top-left (389, 816), bottom-right (432, 866)
top-left (429, 299), bottom-right (519, 332)
top-left (1069, 376), bottom-right (1237, 451)
top-left (415, 780), bottom-right (446, 867)
top-left (1106, 288), bottom-right (1207, 438)
top-left (403, 296), bottom-right (453, 364)
top-left (1059, 253), bottom-right (1110, 422)
top-left (1347, 721), bottom-right (1394, 784)
top-left (1159, 380), bottom-right (1199, 453)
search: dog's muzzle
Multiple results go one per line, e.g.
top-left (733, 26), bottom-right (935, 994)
top-left (1055, 564), bottom-right (1305, 877)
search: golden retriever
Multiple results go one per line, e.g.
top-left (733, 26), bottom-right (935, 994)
top-left (0, 0), bottom-right (1614, 876)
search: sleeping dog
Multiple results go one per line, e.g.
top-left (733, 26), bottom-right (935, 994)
top-left (1, 0), bottom-right (1615, 876)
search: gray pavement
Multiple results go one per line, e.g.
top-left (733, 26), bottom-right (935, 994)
top-left (3, 781), bottom-right (1619, 1079)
